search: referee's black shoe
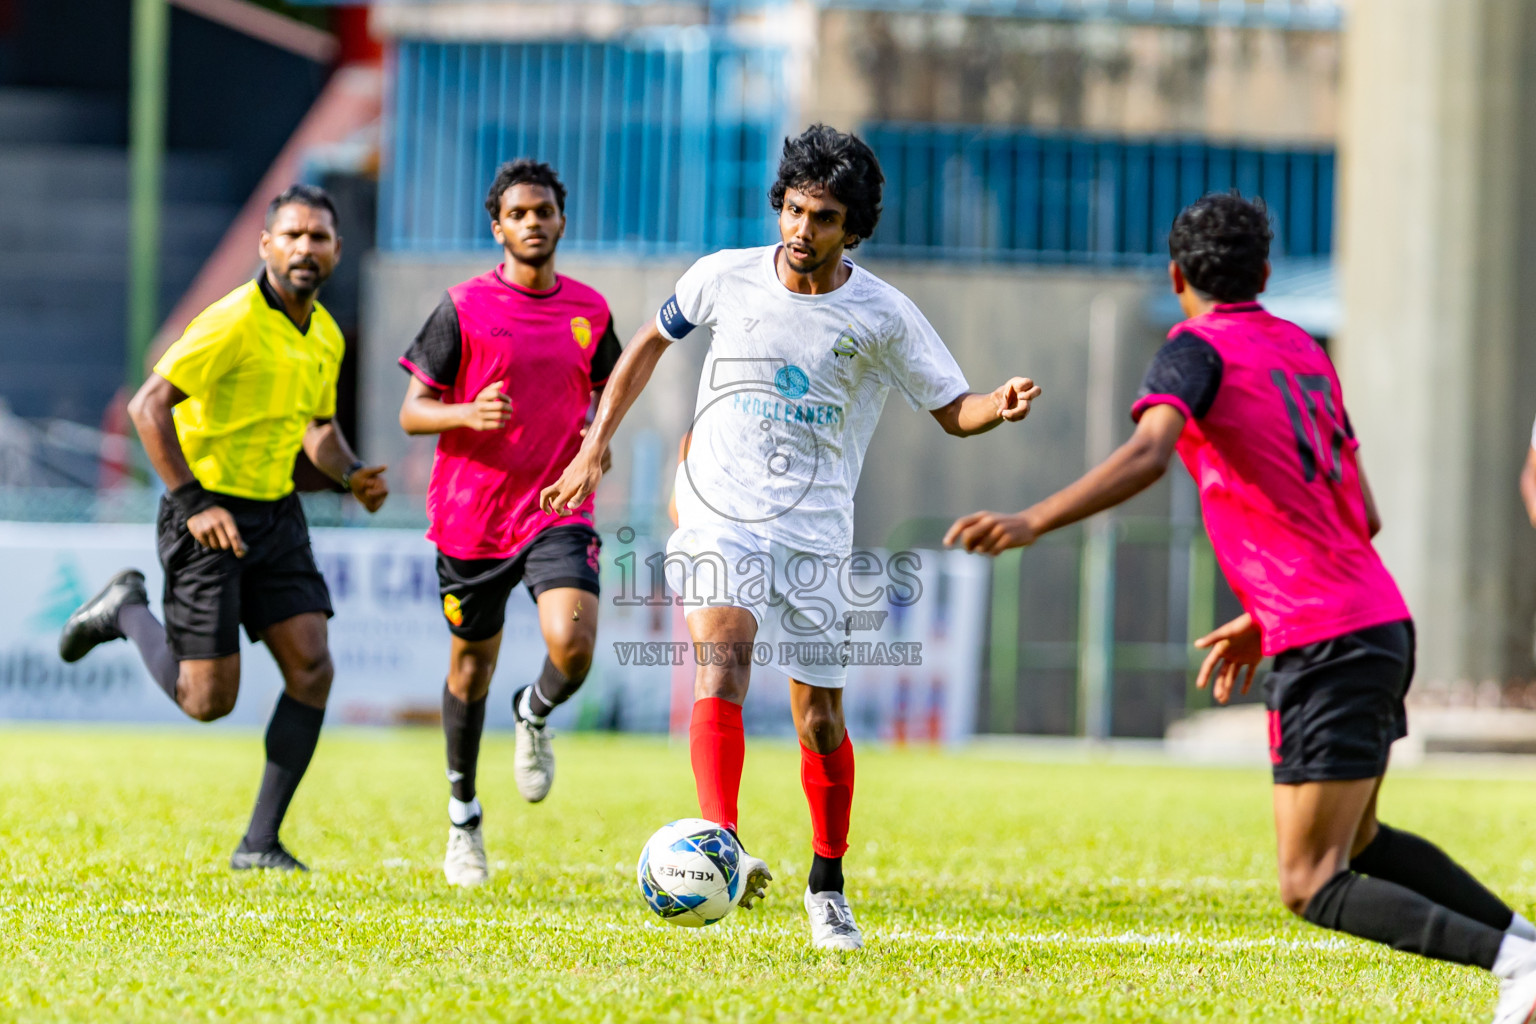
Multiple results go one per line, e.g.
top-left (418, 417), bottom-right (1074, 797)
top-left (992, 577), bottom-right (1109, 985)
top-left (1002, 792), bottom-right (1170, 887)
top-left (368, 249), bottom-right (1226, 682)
top-left (230, 838), bottom-right (309, 872)
top-left (58, 568), bottom-right (148, 663)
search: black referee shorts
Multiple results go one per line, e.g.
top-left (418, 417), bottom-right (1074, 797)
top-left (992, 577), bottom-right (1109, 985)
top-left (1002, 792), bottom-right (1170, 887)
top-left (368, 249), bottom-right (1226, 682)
top-left (156, 492), bottom-right (333, 660)
top-left (437, 525), bottom-right (601, 642)
top-left (1264, 619), bottom-right (1414, 785)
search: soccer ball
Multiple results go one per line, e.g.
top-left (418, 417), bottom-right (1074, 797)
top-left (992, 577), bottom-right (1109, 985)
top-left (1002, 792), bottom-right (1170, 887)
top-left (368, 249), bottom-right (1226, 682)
top-left (636, 818), bottom-right (742, 927)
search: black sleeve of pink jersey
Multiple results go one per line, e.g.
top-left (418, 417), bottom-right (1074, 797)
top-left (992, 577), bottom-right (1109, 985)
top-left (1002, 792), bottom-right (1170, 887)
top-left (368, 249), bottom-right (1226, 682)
top-left (1131, 331), bottom-right (1224, 422)
top-left (399, 294), bottom-right (461, 390)
top-left (589, 317), bottom-right (622, 385)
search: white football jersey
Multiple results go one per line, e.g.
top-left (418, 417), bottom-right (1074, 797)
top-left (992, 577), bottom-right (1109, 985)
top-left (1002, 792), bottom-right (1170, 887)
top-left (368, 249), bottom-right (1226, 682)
top-left (657, 245), bottom-right (969, 555)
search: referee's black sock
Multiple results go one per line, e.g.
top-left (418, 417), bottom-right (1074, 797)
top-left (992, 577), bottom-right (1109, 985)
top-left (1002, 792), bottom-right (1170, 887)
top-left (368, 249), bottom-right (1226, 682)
top-left (442, 685), bottom-right (486, 803)
top-left (1303, 869), bottom-right (1505, 969)
top-left (1351, 823), bottom-right (1515, 932)
top-left (522, 657), bottom-right (586, 720)
top-left (117, 603), bottom-right (179, 702)
top-left (243, 694), bottom-right (325, 851)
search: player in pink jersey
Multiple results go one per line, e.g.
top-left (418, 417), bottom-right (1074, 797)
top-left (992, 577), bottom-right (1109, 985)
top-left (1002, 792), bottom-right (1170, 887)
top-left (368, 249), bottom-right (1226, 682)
top-left (947, 193), bottom-right (1536, 1023)
top-left (398, 160), bottom-right (621, 887)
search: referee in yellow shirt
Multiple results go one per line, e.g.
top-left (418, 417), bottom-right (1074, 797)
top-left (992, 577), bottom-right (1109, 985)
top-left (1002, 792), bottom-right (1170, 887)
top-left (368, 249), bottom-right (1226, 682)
top-left (58, 185), bottom-right (388, 871)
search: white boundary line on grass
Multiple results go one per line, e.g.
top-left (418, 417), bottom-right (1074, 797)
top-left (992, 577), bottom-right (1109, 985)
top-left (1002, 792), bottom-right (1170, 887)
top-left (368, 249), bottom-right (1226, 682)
top-left (27, 902), bottom-right (1363, 955)
top-left (875, 928), bottom-right (1353, 952)
top-left (601, 920), bottom-right (1357, 954)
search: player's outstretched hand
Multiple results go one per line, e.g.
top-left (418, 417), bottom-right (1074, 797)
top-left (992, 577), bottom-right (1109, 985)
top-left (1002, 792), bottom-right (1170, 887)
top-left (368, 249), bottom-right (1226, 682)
top-left (943, 510), bottom-right (1036, 555)
top-left (993, 377), bottom-right (1042, 423)
top-left (464, 382), bottom-right (513, 431)
top-left (348, 465), bottom-right (389, 513)
top-left (188, 505), bottom-right (247, 558)
top-left (540, 448), bottom-right (604, 515)
top-left (1193, 612), bottom-right (1262, 704)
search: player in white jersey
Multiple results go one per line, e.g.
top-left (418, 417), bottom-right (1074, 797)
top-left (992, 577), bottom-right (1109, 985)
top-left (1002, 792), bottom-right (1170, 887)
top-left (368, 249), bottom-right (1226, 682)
top-left (542, 125), bottom-right (1041, 949)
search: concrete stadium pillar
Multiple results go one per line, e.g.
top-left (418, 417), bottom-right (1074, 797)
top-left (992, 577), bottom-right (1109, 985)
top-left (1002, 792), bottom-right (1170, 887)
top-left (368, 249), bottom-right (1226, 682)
top-left (1336, 1), bottom-right (1536, 684)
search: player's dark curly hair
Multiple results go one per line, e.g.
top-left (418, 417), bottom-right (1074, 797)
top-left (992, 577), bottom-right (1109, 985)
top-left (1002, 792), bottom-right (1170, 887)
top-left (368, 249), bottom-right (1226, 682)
top-left (1167, 191), bottom-right (1273, 302)
top-left (484, 159), bottom-right (567, 219)
top-left (769, 125), bottom-right (883, 247)
top-left (265, 184), bottom-right (337, 229)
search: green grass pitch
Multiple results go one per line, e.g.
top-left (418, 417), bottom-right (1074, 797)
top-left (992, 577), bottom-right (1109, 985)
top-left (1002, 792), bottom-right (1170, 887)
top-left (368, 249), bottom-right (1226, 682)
top-left (2, 727), bottom-right (1531, 1022)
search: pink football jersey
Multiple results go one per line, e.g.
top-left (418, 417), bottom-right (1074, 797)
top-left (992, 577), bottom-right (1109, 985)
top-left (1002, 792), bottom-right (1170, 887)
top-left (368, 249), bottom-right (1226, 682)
top-left (1132, 303), bottom-right (1409, 656)
top-left (400, 269), bottom-right (621, 559)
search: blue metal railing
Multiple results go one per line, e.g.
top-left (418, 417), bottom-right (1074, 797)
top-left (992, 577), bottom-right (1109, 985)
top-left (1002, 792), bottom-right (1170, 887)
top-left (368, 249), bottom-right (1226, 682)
top-left (862, 124), bottom-right (1335, 265)
top-left (383, 36), bottom-right (784, 254)
top-left (383, 43), bottom-right (1336, 263)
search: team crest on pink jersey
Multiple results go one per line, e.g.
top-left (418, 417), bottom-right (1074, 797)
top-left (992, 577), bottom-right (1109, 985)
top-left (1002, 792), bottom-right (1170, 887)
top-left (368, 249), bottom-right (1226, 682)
top-left (571, 316), bottom-right (592, 349)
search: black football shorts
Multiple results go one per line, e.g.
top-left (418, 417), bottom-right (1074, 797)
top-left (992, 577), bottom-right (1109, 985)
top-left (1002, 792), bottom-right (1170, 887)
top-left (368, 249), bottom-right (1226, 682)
top-left (436, 525), bottom-right (601, 642)
top-left (1264, 619), bottom-right (1414, 785)
top-left (156, 492), bottom-right (333, 660)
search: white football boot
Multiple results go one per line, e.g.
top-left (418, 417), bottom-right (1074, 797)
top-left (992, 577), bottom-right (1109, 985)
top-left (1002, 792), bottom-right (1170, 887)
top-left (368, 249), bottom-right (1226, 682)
top-left (804, 888), bottom-right (863, 950)
top-left (443, 823), bottom-right (489, 887)
top-left (513, 694), bottom-right (555, 802)
top-left (1495, 948), bottom-right (1536, 1024)
top-left (733, 851), bottom-right (773, 910)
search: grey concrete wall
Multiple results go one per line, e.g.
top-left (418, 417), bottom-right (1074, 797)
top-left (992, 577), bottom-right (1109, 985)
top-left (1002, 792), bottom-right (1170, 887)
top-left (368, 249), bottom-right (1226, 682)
top-left (1336, 0), bottom-right (1536, 684)
top-left (360, 254), bottom-right (1168, 548)
top-left (811, 12), bottom-right (1340, 142)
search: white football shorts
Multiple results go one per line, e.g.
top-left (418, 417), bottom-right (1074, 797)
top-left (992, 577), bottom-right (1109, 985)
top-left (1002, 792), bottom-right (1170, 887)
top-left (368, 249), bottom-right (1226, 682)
top-left (663, 520), bottom-right (851, 687)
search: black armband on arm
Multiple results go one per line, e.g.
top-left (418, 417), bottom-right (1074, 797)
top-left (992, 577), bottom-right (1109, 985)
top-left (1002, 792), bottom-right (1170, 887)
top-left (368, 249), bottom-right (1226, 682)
top-left (657, 295), bottom-right (696, 341)
top-left (170, 480), bottom-right (218, 518)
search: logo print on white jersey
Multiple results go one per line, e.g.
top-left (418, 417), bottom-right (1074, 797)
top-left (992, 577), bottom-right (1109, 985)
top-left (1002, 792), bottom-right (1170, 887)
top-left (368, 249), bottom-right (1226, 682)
top-left (774, 365), bottom-right (810, 399)
top-left (832, 326), bottom-right (860, 358)
top-left (742, 317), bottom-right (759, 332)
top-left (684, 357), bottom-right (821, 524)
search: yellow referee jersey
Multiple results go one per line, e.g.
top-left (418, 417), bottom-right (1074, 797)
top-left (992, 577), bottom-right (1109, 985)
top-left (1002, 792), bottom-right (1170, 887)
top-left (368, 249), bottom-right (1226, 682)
top-left (154, 274), bottom-right (344, 501)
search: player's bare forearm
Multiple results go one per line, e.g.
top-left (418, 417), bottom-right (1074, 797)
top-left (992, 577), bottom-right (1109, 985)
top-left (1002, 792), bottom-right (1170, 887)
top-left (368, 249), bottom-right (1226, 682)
top-left (944, 403), bottom-right (1184, 554)
top-left (1030, 433), bottom-right (1170, 532)
top-left (1025, 407), bottom-right (1183, 534)
top-left (933, 393), bottom-right (1003, 437)
top-left (1520, 450), bottom-right (1536, 529)
top-left (931, 377), bottom-right (1042, 437)
top-left (399, 376), bottom-right (515, 435)
top-left (399, 386), bottom-right (467, 435)
top-left (582, 387), bottom-right (613, 473)
top-left (126, 373), bottom-right (197, 491)
top-left (402, 376), bottom-right (512, 435)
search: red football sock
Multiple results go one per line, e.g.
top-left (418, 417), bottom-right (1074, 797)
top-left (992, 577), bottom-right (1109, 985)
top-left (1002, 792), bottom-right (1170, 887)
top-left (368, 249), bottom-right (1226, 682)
top-left (801, 735), bottom-right (855, 858)
top-left (690, 697), bottom-right (744, 833)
